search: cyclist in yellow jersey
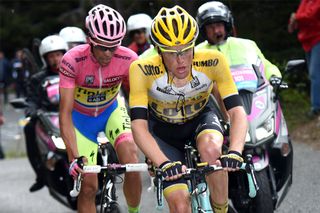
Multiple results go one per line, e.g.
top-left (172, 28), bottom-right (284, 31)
top-left (129, 6), bottom-right (248, 213)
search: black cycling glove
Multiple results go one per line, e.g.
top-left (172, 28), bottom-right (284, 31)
top-left (220, 151), bottom-right (244, 169)
top-left (159, 161), bottom-right (183, 179)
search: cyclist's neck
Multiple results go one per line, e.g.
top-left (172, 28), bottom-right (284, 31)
top-left (169, 71), bottom-right (192, 88)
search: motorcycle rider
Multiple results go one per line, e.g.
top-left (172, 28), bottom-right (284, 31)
top-left (59, 4), bottom-right (142, 213)
top-left (59, 26), bottom-right (87, 50)
top-left (195, 1), bottom-right (282, 120)
top-left (127, 13), bottom-right (153, 55)
top-left (196, 1), bottom-right (282, 81)
top-left (24, 35), bottom-right (68, 192)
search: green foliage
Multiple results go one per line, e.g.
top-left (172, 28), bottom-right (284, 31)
top-left (281, 88), bottom-right (310, 131)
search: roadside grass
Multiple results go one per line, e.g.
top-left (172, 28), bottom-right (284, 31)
top-left (280, 88), bottom-right (310, 132)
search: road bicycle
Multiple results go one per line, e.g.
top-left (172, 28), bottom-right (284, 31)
top-left (70, 131), bottom-right (148, 213)
top-left (154, 144), bottom-right (258, 213)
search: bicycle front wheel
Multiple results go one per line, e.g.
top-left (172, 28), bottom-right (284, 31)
top-left (100, 178), bottom-right (121, 213)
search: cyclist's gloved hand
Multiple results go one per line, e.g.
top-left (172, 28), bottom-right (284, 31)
top-left (69, 156), bottom-right (85, 179)
top-left (159, 160), bottom-right (183, 180)
top-left (220, 151), bottom-right (244, 169)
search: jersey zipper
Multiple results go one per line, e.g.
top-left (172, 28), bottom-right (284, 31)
top-left (95, 66), bottom-right (102, 117)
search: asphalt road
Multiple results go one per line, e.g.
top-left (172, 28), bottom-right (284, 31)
top-left (1, 99), bottom-right (320, 212)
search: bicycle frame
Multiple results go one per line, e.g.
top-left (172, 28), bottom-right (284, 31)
top-left (184, 145), bottom-right (212, 212)
top-left (155, 144), bottom-right (258, 213)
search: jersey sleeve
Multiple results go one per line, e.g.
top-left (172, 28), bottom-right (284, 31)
top-left (122, 53), bottom-right (138, 93)
top-left (251, 41), bottom-right (282, 80)
top-left (59, 52), bottom-right (78, 89)
top-left (212, 51), bottom-right (242, 110)
top-left (129, 60), bottom-right (149, 120)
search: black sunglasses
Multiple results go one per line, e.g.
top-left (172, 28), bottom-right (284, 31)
top-left (93, 44), bottom-right (117, 52)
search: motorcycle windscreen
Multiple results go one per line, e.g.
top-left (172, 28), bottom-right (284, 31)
top-left (44, 76), bottom-right (60, 105)
top-left (230, 64), bottom-right (258, 93)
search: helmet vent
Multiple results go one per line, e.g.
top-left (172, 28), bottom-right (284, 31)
top-left (94, 20), bottom-right (100, 33)
top-left (184, 21), bottom-right (191, 39)
top-left (108, 14), bottom-right (113, 21)
top-left (172, 19), bottom-right (179, 38)
top-left (99, 10), bottom-right (104, 19)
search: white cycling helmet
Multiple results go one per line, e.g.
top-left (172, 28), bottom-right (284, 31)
top-left (39, 35), bottom-right (68, 67)
top-left (59, 26), bottom-right (86, 48)
top-left (127, 13), bottom-right (152, 37)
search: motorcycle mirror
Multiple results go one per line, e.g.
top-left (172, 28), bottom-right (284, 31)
top-left (9, 98), bottom-right (29, 109)
top-left (284, 59), bottom-right (306, 75)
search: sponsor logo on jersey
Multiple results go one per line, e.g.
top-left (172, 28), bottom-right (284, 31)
top-left (149, 94), bottom-right (208, 124)
top-left (85, 75), bottom-right (94, 85)
top-left (138, 64), bottom-right (162, 76)
top-left (61, 59), bottom-right (75, 72)
top-left (59, 67), bottom-right (75, 78)
top-left (193, 59), bottom-right (219, 67)
top-left (190, 76), bottom-right (200, 88)
top-left (75, 56), bottom-right (87, 63)
top-left (103, 76), bottom-right (122, 85)
top-left (75, 85), bottom-right (120, 106)
top-left (114, 54), bottom-right (131, 60)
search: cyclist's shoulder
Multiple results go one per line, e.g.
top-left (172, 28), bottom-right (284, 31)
top-left (113, 46), bottom-right (138, 62)
top-left (61, 44), bottom-right (90, 66)
top-left (195, 40), bottom-right (212, 50)
top-left (139, 47), bottom-right (158, 59)
top-left (194, 48), bottom-right (225, 61)
top-left (131, 54), bottom-right (160, 68)
top-left (228, 37), bottom-right (257, 47)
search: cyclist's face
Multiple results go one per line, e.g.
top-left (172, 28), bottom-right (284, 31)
top-left (160, 43), bottom-right (194, 80)
top-left (205, 22), bottom-right (226, 44)
top-left (46, 51), bottom-right (64, 72)
top-left (91, 38), bottom-right (117, 67)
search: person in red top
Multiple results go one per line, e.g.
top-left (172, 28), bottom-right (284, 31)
top-left (288, 0), bottom-right (320, 118)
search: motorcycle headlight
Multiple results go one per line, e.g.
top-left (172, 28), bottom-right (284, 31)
top-left (51, 135), bottom-right (66, 150)
top-left (256, 116), bottom-right (274, 141)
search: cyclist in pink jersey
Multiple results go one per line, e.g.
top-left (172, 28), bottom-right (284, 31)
top-left (59, 4), bottom-right (142, 213)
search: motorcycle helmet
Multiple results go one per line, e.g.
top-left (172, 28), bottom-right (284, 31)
top-left (150, 5), bottom-right (199, 47)
top-left (196, 1), bottom-right (234, 39)
top-left (86, 4), bottom-right (126, 47)
top-left (127, 13), bottom-right (152, 37)
top-left (39, 35), bottom-right (68, 67)
top-left (59, 26), bottom-right (86, 49)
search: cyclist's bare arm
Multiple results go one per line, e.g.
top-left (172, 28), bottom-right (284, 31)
top-left (131, 119), bottom-right (169, 167)
top-left (59, 87), bottom-right (78, 162)
top-left (227, 106), bottom-right (247, 153)
top-left (211, 83), bottom-right (229, 121)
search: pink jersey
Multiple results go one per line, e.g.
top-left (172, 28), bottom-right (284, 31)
top-left (59, 44), bottom-right (138, 116)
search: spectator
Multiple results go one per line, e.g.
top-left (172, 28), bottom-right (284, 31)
top-left (288, 0), bottom-right (320, 118)
top-left (0, 50), bottom-right (11, 104)
top-left (12, 49), bottom-right (29, 98)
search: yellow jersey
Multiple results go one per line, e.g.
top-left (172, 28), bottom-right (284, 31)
top-left (129, 49), bottom-right (239, 124)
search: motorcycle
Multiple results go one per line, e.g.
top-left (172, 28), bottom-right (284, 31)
top-left (10, 75), bottom-right (80, 209)
top-left (211, 59), bottom-right (305, 213)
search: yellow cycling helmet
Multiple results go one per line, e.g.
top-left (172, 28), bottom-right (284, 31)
top-left (151, 5), bottom-right (199, 47)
